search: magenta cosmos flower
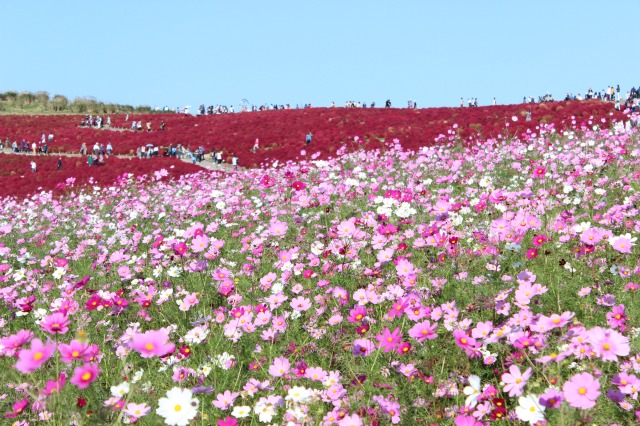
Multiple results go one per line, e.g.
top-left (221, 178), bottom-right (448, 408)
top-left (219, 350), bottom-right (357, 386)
top-left (128, 329), bottom-right (175, 358)
top-left (15, 338), bottom-right (56, 373)
top-left (375, 327), bottom-right (402, 352)
top-left (563, 372), bottom-right (600, 409)
top-left (532, 166), bottom-right (546, 178)
top-left (70, 363), bottom-right (100, 389)
top-left (172, 241), bottom-right (188, 256)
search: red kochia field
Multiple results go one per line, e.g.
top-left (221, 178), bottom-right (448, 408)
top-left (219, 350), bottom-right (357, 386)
top-left (0, 100), bottom-right (623, 167)
top-left (0, 154), bottom-right (204, 199)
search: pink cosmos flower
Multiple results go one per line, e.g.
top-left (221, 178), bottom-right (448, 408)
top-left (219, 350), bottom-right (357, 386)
top-left (269, 220), bottom-right (288, 237)
top-left (501, 365), bottom-right (532, 397)
top-left (375, 327), bottom-right (402, 352)
top-left (453, 330), bottom-right (480, 357)
top-left (212, 390), bottom-right (239, 410)
top-left (70, 363), bottom-right (100, 389)
top-left (190, 235), bottom-right (209, 253)
top-left (408, 320), bottom-right (438, 342)
top-left (268, 356), bottom-right (290, 377)
top-left (117, 265), bottom-right (132, 280)
top-left (348, 306), bottom-right (367, 323)
top-left (15, 338), bottom-right (56, 373)
top-left (606, 304), bottom-right (626, 329)
top-left (42, 373), bottom-right (67, 395)
top-left (532, 166), bottom-right (546, 178)
top-left (0, 330), bottom-right (34, 356)
top-left (454, 415), bottom-right (483, 426)
top-left (336, 220), bottom-right (356, 238)
top-left (290, 296), bottom-right (311, 311)
top-left (40, 312), bottom-right (70, 335)
top-left (580, 227), bottom-right (604, 245)
top-left (352, 338), bottom-right (375, 356)
top-left (611, 236), bottom-right (634, 254)
top-left (217, 418), bottom-right (238, 426)
top-left (563, 372), bottom-right (600, 409)
top-left (123, 402), bottom-right (151, 419)
top-left (58, 340), bottom-right (89, 363)
top-left (538, 388), bottom-right (564, 408)
top-left (588, 326), bottom-right (630, 362)
top-left (531, 234), bottom-right (548, 247)
top-left (3, 398), bottom-right (29, 419)
top-left (128, 329), bottom-right (175, 358)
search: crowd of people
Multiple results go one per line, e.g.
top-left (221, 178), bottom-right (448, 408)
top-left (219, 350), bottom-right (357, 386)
top-left (79, 115), bottom-right (110, 128)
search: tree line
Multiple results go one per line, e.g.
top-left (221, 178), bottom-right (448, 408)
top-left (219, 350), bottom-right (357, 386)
top-left (0, 91), bottom-right (162, 114)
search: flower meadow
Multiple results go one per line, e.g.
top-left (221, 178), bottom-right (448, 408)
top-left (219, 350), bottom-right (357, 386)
top-left (1, 112), bottom-right (640, 425)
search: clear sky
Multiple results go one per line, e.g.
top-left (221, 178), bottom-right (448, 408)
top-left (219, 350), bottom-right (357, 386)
top-left (1, 1), bottom-right (638, 109)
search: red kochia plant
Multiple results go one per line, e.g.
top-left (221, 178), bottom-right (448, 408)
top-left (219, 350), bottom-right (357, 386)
top-left (0, 100), bottom-right (623, 169)
top-left (0, 154), bottom-right (204, 199)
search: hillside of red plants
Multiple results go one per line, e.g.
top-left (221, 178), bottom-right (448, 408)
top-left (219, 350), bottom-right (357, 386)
top-left (0, 154), bottom-right (204, 199)
top-left (0, 100), bottom-right (623, 168)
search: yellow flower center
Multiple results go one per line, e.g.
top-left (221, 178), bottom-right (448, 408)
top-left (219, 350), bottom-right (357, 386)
top-left (174, 405), bottom-right (182, 412)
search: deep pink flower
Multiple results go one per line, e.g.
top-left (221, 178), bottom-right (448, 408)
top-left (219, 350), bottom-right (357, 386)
top-left (525, 248), bottom-right (538, 259)
top-left (532, 166), bottom-right (546, 178)
top-left (3, 398), bottom-right (29, 419)
top-left (70, 363), bottom-right (100, 389)
top-left (375, 327), bottom-right (402, 352)
top-left (531, 234), bottom-right (548, 246)
top-left (15, 338), bottom-right (56, 373)
top-left (291, 181), bottom-right (306, 191)
top-left (173, 241), bottom-right (188, 256)
top-left (563, 372), bottom-right (600, 409)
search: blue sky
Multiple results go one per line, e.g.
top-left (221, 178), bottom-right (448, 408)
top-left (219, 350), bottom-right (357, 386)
top-left (1, 1), bottom-right (638, 109)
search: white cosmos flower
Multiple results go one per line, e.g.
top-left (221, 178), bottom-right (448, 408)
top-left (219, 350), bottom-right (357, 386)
top-left (285, 386), bottom-right (312, 403)
top-left (515, 394), bottom-right (545, 424)
top-left (231, 405), bottom-right (251, 418)
top-left (463, 375), bottom-right (482, 407)
top-left (156, 388), bottom-right (199, 426)
top-left (110, 382), bottom-right (130, 398)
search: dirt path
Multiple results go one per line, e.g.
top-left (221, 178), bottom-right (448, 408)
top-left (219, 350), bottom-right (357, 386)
top-left (0, 147), bottom-right (240, 173)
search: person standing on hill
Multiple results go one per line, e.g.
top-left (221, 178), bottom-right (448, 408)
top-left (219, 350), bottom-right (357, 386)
top-left (30, 160), bottom-right (36, 172)
top-left (253, 138), bottom-right (260, 152)
top-left (305, 132), bottom-right (312, 146)
top-left (57, 157), bottom-right (62, 170)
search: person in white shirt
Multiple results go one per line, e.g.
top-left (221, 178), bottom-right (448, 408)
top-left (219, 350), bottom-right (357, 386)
top-left (30, 161), bottom-right (36, 172)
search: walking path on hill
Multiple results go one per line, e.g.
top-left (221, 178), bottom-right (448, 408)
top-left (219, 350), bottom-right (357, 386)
top-left (0, 147), bottom-right (240, 173)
